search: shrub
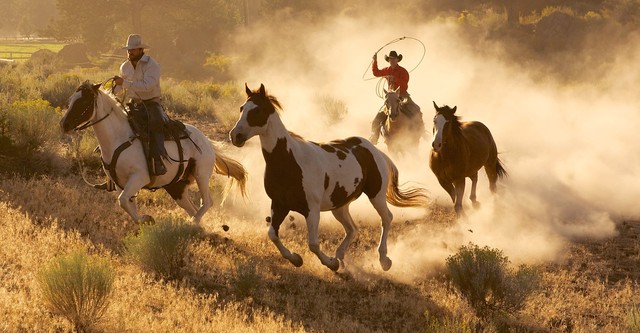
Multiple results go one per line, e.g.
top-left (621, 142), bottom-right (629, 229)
top-left (446, 243), bottom-right (540, 315)
top-left (231, 258), bottom-right (260, 298)
top-left (41, 73), bottom-right (81, 108)
top-left (37, 250), bottom-right (114, 333)
top-left (316, 94), bottom-right (348, 126)
top-left (0, 99), bottom-right (62, 154)
top-left (124, 218), bottom-right (201, 280)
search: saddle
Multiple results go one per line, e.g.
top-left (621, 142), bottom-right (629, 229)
top-left (126, 102), bottom-right (194, 176)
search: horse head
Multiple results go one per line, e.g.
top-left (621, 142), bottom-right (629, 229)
top-left (431, 101), bottom-right (457, 152)
top-left (60, 81), bottom-right (101, 133)
top-left (230, 83), bottom-right (282, 147)
top-left (383, 87), bottom-right (402, 120)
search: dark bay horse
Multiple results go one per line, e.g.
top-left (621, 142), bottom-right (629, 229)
top-left (60, 82), bottom-right (248, 224)
top-left (429, 102), bottom-right (506, 217)
top-left (230, 84), bottom-right (429, 271)
top-left (381, 89), bottom-right (424, 155)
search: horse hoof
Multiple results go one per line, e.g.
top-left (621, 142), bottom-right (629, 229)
top-left (326, 258), bottom-right (340, 272)
top-left (289, 253), bottom-right (303, 267)
top-left (380, 257), bottom-right (392, 271)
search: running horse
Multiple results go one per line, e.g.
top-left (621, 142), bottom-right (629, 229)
top-left (60, 81), bottom-right (248, 224)
top-left (230, 83), bottom-right (429, 271)
top-left (429, 101), bottom-right (506, 217)
top-left (381, 88), bottom-right (424, 155)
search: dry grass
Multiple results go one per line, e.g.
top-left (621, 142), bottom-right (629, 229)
top-left (0, 172), bottom-right (638, 332)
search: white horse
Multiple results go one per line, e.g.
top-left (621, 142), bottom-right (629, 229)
top-left (230, 83), bottom-right (429, 271)
top-left (60, 81), bottom-right (247, 224)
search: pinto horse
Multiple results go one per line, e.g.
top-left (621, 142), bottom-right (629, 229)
top-left (60, 81), bottom-right (247, 224)
top-left (429, 102), bottom-right (506, 217)
top-left (381, 88), bottom-right (424, 155)
top-left (230, 84), bottom-right (429, 271)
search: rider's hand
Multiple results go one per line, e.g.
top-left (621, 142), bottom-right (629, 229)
top-left (114, 76), bottom-right (124, 86)
top-left (372, 53), bottom-right (377, 61)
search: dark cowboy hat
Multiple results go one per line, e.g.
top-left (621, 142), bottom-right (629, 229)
top-left (384, 50), bottom-right (403, 62)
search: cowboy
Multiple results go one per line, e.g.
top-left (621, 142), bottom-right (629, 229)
top-left (114, 33), bottom-right (168, 176)
top-left (369, 50), bottom-right (422, 145)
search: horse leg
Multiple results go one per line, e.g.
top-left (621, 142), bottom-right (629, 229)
top-left (331, 204), bottom-right (359, 268)
top-left (469, 172), bottom-right (480, 209)
top-left (190, 171), bottom-right (214, 225)
top-left (369, 194), bottom-right (394, 271)
top-left (436, 177), bottom-right (456, 204)
top-left (453, 178), bottom-right (466, 217)
top-left (306, 209), bottom-right (340, 271)
top-left (118, 175), bottom-right (151, 223)
top-left (268, 204), bottom-right (303, 267)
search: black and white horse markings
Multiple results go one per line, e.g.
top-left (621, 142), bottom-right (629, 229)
top-left (60, 82), bottom-right (247, 224)
top-left (230, 84), bottom-right (429, 271)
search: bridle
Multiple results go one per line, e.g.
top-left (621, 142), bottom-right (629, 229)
top-left (70, 87), bottom-right (112, 132)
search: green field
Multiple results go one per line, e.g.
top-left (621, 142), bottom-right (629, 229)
top-left (0, 39), bottom-right (65, 60)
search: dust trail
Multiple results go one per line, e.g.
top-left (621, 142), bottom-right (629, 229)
top-left (222, 5), bottom-right (640, 279)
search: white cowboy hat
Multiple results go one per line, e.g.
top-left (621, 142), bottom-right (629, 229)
top-left (122, 34), bottom-right (149, 50)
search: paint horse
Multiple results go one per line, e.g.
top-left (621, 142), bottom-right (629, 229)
top-left (230, 84), bottom-right (429, 271)
top-left (381, 88), bottom-right (425, 155)
top-left (429, 102), bottom-right (507, 217)
top-left (60, 81), bottom-right (248, 224)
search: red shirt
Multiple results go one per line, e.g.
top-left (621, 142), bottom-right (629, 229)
top-left (372, 59), bottom-right (410, 94)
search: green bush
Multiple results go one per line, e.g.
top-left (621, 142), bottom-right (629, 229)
top-left (41, 73), bottom-right (81, 108)
top-left (446, 243), bottom-right (540, 315)
top-left (231, 258), bottom-right (260, 298)
top-left (37, 250), bottom-right (114, 333)
top-left (124, 218), bottom-right (201, 280)
top-left (0, 99), bottom-right (62, 154)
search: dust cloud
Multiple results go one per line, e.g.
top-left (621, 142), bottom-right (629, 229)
top-left (222, 3), bottom-right (640, 280)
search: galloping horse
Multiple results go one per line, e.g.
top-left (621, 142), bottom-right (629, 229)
top-left (230, 83), bottom-right (429, 271)
top-left (60, 81), bottom-right (247, 224)
top-left (429, 102), bottom-right (506, 217)
top-left (381, 88), bottom-right (424, 155)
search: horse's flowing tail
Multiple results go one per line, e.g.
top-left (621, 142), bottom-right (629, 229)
top-left (214, 151), bottom-right (248, 204)
top-left (383, 155), bottom-right (430, 207)
top-left (496, 156), bottom-right (507, 180)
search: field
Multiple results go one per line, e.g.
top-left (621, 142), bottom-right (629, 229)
top-left (0, 38), bottom-right (65, 61)
top-left (2, 3), bottom-right (640, 332)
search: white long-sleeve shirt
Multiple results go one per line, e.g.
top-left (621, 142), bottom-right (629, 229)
top-left (119, 54), bottom-right (162, 102)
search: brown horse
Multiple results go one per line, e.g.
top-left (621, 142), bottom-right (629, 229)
top-left (429, 101), bottom-right (506, 216)
top-left (381, 89), bottom-right (424, 156)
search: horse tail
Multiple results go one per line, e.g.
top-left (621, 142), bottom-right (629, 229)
top-left (214, 151), bottom-right (248, 202)
top-left (383, 154), bottom-right (430, 208)
top-left (496, 156), bottom-right (507, 180)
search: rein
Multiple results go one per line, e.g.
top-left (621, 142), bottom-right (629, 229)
top-left (72, 131), bottom-right (105, 188)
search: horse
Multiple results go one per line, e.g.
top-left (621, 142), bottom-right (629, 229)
top-left (230, 83), bottom-right (430, 271)
top-left (429, 101), bottom-right (507, 217)
top-left (60, 81), bottom-right (248, 224)
top-left (381, 88), bottom-right (425, 156)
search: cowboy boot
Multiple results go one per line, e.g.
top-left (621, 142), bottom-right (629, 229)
top-left (151, 132), bottom-right (167, 175)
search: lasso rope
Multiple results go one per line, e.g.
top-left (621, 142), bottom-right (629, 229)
top-left (362, 36), bottom-right (427, 99)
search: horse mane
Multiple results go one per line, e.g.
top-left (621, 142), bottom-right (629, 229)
top-left (438, 105), bottom-right (463, 132)
top-left (97, 87), bottom-right (129, 119)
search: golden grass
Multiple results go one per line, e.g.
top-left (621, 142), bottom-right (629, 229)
top-left (0, 173), bottom-right (638, 332)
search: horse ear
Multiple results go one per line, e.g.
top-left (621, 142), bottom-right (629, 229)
top-left (452, 106), bottom-right (457, 113)
top-left (259, 83), bottom-right (266, 96)
top-left (92, 83), bottom-right (101, 91)
top-left (433, 101), bottom-right (438, 109)
top-left (383, 88), bottom-right (388, 94)
top-left (245, 83), bottom-right (252, 97)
